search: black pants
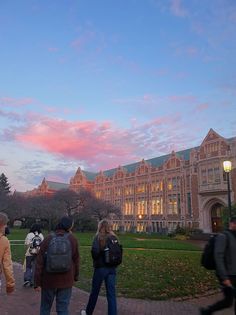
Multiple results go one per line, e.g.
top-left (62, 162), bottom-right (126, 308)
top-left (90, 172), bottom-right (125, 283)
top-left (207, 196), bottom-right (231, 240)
top-left (208, 275), bottom-right (236, 314)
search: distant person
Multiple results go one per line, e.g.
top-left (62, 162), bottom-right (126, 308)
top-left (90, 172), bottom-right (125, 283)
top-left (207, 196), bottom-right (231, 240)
top-left (0, 212), bottom-right (15, 294)
top-left (81, 219), bottom-right (122, 315)
top-left (200, 216), bottom-right (236, 315)
top-left (34, 216), bottom-right (80, 315)
top-left (24, 223), bottom-right (44, 287)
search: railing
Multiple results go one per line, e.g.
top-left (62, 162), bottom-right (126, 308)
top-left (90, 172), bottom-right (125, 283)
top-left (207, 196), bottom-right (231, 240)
top-left (9, 240), bottom-right (25, 246)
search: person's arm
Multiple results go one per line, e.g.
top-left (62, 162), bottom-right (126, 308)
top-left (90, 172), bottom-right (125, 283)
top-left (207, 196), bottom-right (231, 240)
top-left (34, 237), bottom-right (48, 288)
top-left (214, 233), bottom-right (230, 284)
top-left (91, 237), bottom-right (101, 260)
top-left (25, 233), bottom-right (32, 246)
top-left (2, 237), bottom-right (15, 294)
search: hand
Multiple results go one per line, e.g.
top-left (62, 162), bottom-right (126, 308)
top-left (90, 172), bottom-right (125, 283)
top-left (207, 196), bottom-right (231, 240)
top-left (6, 286), bottom-right (14, 294)
top-left (223, 279), bottom-right (232, 287)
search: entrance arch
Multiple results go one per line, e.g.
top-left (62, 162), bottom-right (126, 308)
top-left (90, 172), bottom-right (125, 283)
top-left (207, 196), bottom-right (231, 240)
top-left (211, 203), bottom-right (224, 233)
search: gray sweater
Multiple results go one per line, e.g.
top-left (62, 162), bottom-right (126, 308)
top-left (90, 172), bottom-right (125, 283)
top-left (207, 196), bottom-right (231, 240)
top-left (214, 230), bottom-right (236, 281)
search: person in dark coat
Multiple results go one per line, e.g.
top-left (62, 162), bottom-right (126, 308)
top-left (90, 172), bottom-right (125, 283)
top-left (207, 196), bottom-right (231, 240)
top-left (200, 216), bottom-right (236, 315)
top-left (80, 219), bottom-right (118, 315)
top-left (34, 216), bottom-right (80, 315)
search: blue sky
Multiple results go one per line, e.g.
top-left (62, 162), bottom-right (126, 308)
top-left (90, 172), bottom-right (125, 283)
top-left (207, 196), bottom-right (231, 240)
top-left (0, 0), bottom-right (235, 191)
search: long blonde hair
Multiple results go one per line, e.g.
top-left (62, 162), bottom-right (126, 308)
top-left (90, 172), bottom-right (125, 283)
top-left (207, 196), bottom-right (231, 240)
top-left (96, 219), bottom-right (116, 249)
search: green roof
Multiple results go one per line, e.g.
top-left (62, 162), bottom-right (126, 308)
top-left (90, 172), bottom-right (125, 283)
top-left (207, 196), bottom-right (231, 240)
top-left (83, 170), bottom-right (97, 181)
top-left (46, 180), bottom-right (69, 191)
top-left (101, 147), bottom-right (196, 178)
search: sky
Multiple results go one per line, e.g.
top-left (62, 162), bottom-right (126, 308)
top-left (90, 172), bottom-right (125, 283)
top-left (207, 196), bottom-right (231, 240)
top-left (0, 0), bottom-right (236, 192)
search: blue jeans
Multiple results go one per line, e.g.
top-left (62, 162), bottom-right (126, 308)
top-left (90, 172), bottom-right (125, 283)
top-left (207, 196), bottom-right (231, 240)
top-left (24, 255), bottom-right (36, 285)
top-left (86, 267), bottom-right (117, 315)
top-left (40, 287), bottom-right (72, 315)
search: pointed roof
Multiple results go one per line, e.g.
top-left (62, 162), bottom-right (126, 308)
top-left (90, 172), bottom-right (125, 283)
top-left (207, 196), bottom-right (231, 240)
top-left (200, 128), bottom-right (225, 146)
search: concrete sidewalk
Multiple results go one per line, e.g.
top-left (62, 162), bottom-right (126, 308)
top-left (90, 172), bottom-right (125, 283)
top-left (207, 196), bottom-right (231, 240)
top-left (0, 263), bottom-right (234, 315)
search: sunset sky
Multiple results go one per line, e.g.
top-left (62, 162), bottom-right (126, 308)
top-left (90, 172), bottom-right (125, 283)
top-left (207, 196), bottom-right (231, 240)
top-left (0, 0), bottom-right (236, 192)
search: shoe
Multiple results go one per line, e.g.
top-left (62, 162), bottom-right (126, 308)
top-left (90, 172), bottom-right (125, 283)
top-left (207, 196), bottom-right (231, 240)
top-left (23, 280), bottom-right (30, 287)
top-left (199, 307), bottom-right (212, 315)
top-left (80, 310), bottom-right (87, 315)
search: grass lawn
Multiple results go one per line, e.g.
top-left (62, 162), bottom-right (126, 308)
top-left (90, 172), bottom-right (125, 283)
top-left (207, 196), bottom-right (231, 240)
top-left (8, 228), bottom-right (218, 300)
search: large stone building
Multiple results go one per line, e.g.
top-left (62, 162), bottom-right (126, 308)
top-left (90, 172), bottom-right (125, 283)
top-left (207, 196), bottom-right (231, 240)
top-left (31, 129), bottom-right (236, 233)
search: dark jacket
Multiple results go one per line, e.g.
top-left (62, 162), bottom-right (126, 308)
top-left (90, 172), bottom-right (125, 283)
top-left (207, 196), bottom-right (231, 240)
top-left (214, 230), bottom-right (236, 281)
top-left (34, 230), bottom-right (79, 289)
top-left (91, 236), bottom-right (107, 268)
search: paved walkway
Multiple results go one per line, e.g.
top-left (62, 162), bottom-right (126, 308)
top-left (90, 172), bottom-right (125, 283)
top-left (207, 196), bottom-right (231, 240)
top-left (0, 263), bottom-right (234, 315)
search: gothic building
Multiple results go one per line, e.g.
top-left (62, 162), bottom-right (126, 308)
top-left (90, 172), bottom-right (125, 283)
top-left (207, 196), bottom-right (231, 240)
top-left (32, 129), bottom-right (236, 233)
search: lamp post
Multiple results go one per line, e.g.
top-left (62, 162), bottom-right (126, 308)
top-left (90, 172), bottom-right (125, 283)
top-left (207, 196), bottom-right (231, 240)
top-left (223, 160), bottom-right (232, 218)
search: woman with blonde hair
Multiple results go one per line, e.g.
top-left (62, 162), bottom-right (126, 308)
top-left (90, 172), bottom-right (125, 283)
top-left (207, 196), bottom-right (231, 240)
top-left (81, 219), bottom-right (120, 315)
top-left (0, 212), bottom-right (15, 294)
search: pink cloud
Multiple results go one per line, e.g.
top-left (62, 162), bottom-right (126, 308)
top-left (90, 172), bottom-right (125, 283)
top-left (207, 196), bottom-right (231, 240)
top-left (194, 103), bottom-right (209, 112)
top-left (48, 47), bottom-right (58, 52)
top-left (9, 111), bottom-right (198, 171)
top-left (71, 31), bottom-right (95, 52)
top-left (170, 0), bottom-right (188, 17)
top-left (168, 94), bottom-right (197, 104)
top-left (0, 97), bottom-right (34, 107)
top-left (0, 160), bottom-right (7, 166)
top-left (0, 109), bottom-right (22, 121)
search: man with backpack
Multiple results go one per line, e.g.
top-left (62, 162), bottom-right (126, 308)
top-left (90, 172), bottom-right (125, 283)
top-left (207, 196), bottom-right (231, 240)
top-left (24, 223), bottom-right (44, 287)
top-left (200, 216), bottom-right (236, 315)
top-left (34, 216), bottom-right (79, 315)
top-left (80, 219), bottom-right (122, 315)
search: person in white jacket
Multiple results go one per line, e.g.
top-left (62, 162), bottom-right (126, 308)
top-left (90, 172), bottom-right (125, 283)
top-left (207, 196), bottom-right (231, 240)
top-left (24, 223), bottom-right (44, 287)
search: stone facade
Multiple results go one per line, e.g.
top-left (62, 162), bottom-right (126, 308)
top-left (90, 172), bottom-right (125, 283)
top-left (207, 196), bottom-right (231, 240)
top-left (31, 129), bottom-right (236, 233)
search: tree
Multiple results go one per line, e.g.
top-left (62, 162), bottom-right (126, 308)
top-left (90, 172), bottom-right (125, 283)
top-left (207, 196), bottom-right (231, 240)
top-left (52, 189), bottom-right (80, 217)
top-left (0, 173), bottom-right (11, 195)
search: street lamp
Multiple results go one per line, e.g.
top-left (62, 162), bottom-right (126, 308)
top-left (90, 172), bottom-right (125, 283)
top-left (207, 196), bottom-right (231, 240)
top-left (223, 160), bottom-right (232, 218)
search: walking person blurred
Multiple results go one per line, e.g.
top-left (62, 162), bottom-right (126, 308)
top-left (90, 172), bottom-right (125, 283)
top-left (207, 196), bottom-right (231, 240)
top-left (81, 219), bottom-right (122, 315)
top-left (34, 216), bottom-right (79, 315)
top-left (200, 216), bottom-right (236, 315)
top-left (23, 223), bottom-right (44, 287)
top-left (0, 212), bottom-right (15, 294)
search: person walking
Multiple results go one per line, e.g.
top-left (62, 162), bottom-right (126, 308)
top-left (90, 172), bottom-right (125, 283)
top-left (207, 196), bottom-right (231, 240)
top-left (34, 216), bottom-right (79, 315)
top-left (23, 223), bottom-right (44, 287)
top-left (81, 219), bottom-right (120, 315)
top-left (200, 216), bottom-right (236, 315)
top-left (0, 212), bottom-right (15, 294)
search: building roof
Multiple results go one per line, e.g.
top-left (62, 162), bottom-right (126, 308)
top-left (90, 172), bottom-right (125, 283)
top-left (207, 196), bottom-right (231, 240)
top-left (46, 180), bottom-right (69, 191)
top-left (101, 147), bottom-right (197, 178)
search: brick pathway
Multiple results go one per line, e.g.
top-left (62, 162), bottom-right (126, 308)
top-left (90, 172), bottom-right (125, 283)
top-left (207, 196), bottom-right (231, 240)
top-left (0, 263), bottom-right (234, 315)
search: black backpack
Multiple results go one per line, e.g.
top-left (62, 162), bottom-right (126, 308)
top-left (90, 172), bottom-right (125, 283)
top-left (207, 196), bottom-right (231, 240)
top-left (29, 232), bottom-right (42, 255)
top-left (201, 232), bottom-right (228, 270)
top-left (46, 233), bottom-right (72, 273)
top-left (104, 236), bottom-right (123, 267)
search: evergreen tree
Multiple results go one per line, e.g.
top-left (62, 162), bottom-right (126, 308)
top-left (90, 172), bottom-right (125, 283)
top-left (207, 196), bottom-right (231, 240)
top-left (0, 173), bottom-right (11, 195)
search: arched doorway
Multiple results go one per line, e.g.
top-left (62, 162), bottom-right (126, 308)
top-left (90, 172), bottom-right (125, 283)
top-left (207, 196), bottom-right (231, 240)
top-left (211, 203), bottom-right (224, 233)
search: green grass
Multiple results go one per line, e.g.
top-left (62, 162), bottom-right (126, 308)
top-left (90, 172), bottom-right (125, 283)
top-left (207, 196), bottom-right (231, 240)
top-left (9, 228), bottom-right (218, 300)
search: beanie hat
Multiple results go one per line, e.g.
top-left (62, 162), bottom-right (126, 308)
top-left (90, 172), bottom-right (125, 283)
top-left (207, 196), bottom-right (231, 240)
top-left (57, 216), bottom-right (73, 231)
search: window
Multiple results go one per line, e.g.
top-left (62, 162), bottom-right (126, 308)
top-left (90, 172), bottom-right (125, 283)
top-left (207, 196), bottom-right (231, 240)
top-left (137, 199), bottom-right (147, 214)
top-left (201, 169), bottom-right (207, 184)
top-left (208, 168), bottom-right (213, 183)
top-left (151, 197), bottom-right (163, 215)
top-left (187, 193), bottom-right (191, 215)
top-left (168, 195), bottom-right (177, 215)
top-left (124, 201), bottom-right (133, 215)
top-left (214, 167), bottom-right (220, 183)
